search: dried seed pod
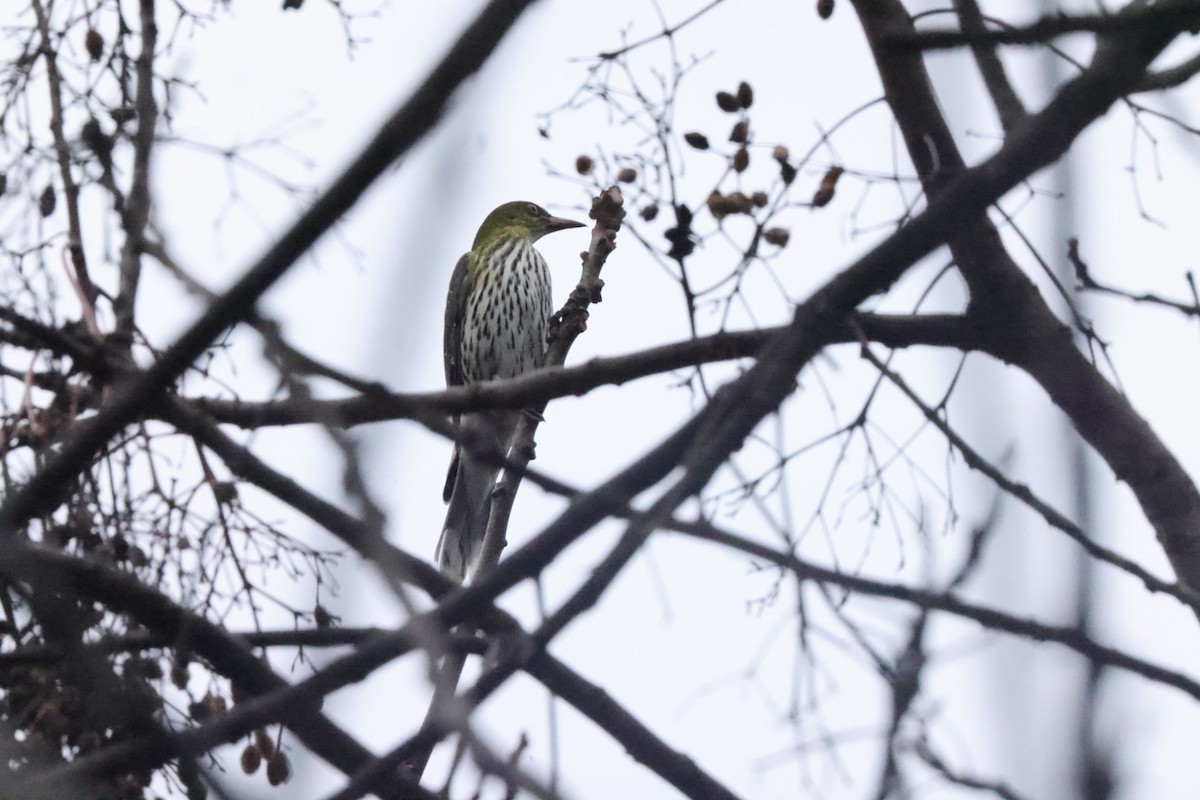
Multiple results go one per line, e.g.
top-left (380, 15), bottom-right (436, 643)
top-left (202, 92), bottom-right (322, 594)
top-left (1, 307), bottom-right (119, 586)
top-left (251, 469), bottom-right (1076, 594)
top-left (241, 744), bottom-right (263, 774)
top-left (707, 191), bottom-right (730, 220)
top-left (84, 29), bottom-right (104, 62)
top-left (39, 185), bottom-right (56, 218)
top-left (639, 203), bottom-right (659, 221)
top-left (811, 166), bottom-right (845, 207)
top-left (729, 120), bottom-right (749, 144)
top-left (780, 162), bottom-right (798, 186)
top-left (0, 172), bottom-right (7, 197)
top-left (665, 203), bottom-right (696, 259)
top-left (772, 145), bottom-right (790, 163)
top-left (764, 227), bottom-right (790, 247)
top-left (266, 751), bottom-right (292, 786)
top-left (188, 701), bottom-right (211, 722)
top-left (727, 191), bottom-right (754, 214)
top-left (817, 0), bottom-right (835, 19)
top-left (732, 147), bottom-right (750, 173)
top-left (203, 692), bottom-right (228, 718)
top-left (575, 155), bottom-right (594, 175)
top-left (255, 727), bottom-right (277, 759)
top-left (736, 81), bottom-right (754, 109)
top-left (616, 167), bottom-right (638, 184)
top-left (171, 662), bottom-right (190, 689)
top-left (709, 191), bottom-right (754, 220)
top-left (752, 191), bottom-right (769, 207)
top-left (716, 91), bottom-right (740, 113)
top-left (684, 132), bottom-right (710, 150)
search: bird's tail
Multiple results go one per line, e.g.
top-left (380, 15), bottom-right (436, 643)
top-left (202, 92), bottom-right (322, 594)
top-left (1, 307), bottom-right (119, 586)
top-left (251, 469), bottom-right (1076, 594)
top-left (436, 412), bottom-right (511, 581)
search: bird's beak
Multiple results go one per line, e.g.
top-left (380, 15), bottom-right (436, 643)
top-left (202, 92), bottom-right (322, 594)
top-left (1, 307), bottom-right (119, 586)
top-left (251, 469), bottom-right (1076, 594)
top-left (546, 215), bottom-right (586, 234)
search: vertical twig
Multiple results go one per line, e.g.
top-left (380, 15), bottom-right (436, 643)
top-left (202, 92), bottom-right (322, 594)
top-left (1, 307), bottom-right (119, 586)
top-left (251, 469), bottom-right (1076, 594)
top-left (113, 0), bottom-right (159, 344)
top-left (30, 0), bottom-right (100, 314)
top-left (478, 186), bottom-right (626, 572)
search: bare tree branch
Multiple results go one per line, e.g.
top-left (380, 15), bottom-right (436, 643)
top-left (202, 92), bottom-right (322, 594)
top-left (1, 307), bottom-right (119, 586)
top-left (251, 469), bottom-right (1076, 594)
top-left (191, 312), bottom-right (978, 429)
top-left (888, 4), bottom-right (1200, 50)
top-left (113, 0), bottom-right (159, 344)
top-left (0, 0), bottom-right (544, 533)
top-left (852, 0), bottom-right (1200, 595)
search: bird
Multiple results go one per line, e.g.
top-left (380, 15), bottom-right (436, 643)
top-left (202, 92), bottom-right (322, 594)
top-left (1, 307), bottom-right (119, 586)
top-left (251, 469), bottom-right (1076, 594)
top-left (436, 201), bottom-right (586, 581)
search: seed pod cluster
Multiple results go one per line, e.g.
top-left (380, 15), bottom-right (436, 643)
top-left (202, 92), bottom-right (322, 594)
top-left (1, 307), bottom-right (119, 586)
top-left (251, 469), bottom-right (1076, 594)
top-left (664, 203), bottom-right (696, 259)
top-left (716, 82), bottom-right (754, 113)
top-left (707, 190), bottom-right (756, 220)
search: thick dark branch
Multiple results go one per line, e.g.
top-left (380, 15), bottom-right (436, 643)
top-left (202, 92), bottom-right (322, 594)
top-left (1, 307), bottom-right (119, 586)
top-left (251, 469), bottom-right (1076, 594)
top-left (191, 312), bottom-right (976, 429)
top-left (0, 306), bottom-right (111, 377)
top-left (1139, 49), bottom-right (1200, 90)
top-left (526, 653), bottom-right (746, 800)
top-left (853, 0), bottom-right (1200, 595)
top-left (889, 4), bottom-right (1200, 50)
top-left (0, 0), bottom-right (542, 533)
top-left (953, 0), bottom-right (1028, 132)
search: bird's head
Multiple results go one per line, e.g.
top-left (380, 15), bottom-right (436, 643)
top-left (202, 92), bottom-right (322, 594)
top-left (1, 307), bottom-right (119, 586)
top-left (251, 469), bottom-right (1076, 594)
top-left (473, 201), bottom-right (585, 249)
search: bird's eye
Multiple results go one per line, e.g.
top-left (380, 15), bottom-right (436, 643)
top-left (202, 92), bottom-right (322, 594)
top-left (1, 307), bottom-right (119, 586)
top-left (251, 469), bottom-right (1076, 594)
top-left (526, 203), bottom-right (540, 216)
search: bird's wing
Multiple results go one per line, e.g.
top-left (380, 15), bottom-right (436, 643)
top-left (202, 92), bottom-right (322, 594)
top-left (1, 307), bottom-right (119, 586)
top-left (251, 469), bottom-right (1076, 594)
top-left (444, 252), bottom-right (470, 389)
top-left (443, 252), bottom-right (470, 503)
